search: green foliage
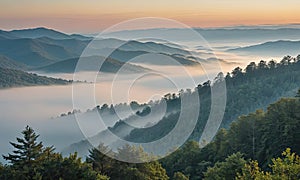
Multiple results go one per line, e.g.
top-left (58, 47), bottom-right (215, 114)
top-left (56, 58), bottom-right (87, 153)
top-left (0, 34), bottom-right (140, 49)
top-left (162, 91), bottom-right (300, 179)
top-left (2, 126), bottom-right (46, 179)
top-left (161, 141), bottom-right (207, 179)
top-left (173, 172), bottom-right (189, 180)
top-left (0, 67), bottom-right (70, 88)
top-left (203, 152), bottom-right (246, 180)
top-left (87, 144), bottom-right (169, 180)
top-left (296, 89), bottom-right (300, 97)
top-left (86, 143), bottom-right (114, 176)
top-left (237, 148), bottom-right (300, 180)
top-left (1, 126), bottom-right (107, 180)
top-left (200, 96), bottom-right (300, 167)
top-left (125, 56), bottom-right (300, 146)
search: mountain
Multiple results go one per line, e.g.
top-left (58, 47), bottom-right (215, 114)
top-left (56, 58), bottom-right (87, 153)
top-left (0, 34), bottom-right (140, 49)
top-left (84, 38), bottom-right (194, 57)
top-left (0, 55), bottom-right (27, 70)
top-left (103, 28), bottom-right (300, 47)
top-left (107, 49), bottom-right (201, 66)
top-left (0, 67), bottom-right (70, 88)
top-left (0, 37), bottom-right (79, 67)
top-left (0, 28), bottom-right (199, 69)
top-left (9, 27), bottom-right (83, 40)
top-left (34, 56), bottom-right (150, 73)
top-left (0, 30), bottom-right (18, 39)
top-left (118, 40), bottom-right (192, 56)
top-left (35, 37), bottom-right (88, 56)
top-left (69, 34), bottom-right (92, 40)
top-left (228, 40), bottom-right (300, 57)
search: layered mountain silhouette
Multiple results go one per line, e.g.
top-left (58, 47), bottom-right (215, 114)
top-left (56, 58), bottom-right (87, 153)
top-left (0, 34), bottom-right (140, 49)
top-left (0, 27), bottom-right (203, 73)
top-left (9, 27), bottom-right (91, 40)
top-left (228, 40), bottom-right (300, 57)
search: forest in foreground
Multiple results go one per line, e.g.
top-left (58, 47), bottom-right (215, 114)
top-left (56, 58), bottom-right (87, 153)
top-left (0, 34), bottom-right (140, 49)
top-left (0, 90), bottom-right (299, 179)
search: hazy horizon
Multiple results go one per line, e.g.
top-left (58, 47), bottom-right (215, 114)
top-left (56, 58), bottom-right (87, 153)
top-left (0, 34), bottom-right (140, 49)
top-left (1, 0), bottom-right (300, 33)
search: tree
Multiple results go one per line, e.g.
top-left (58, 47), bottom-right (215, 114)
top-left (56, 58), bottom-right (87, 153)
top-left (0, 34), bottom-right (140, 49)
top-left (268, 60), bottom-right (276, 69)
top-left (258, 60), bottom-right (268, 69)
top-left (203, 152), bottom-right (246, 180)
top-left (173, 172), bottom-right (189, 180)
top-left (161, 141), bottom-right (204, 179)
top-left (2, 126), bottom-right (107, 180)
top-left (245, 62), bottom-right (256, 73)
top-left (296, 89), bottom-right (300, 98)
top-left (86, 143), bottom-right (115, 176)
top-left (114, 145), bottom-right (169, 180)
top-left (231, 67), bottom-right (243, 77)
top-left (2, 126), bottom-right (46, 179)
top-left (237, 148), bottom-right (300, 180)
top-left (88, 144), bottom-right (169, 180)
top-left (297, 54), bottom-right (300, 62)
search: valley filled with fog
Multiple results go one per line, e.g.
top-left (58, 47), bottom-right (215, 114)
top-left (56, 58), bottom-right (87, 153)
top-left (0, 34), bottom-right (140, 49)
top-left (1, 26), bottom-right (300, 162)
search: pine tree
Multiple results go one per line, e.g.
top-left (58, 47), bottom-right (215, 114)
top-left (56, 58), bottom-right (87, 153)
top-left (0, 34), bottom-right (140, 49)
top-left (296, 89), bottom-right (300, 98)
top-left (2, 126), bottom-right (108, 179)
top-left (3, 126), bottom-right (43, 164)
top-left (2, 126), bottom-right (45, 179)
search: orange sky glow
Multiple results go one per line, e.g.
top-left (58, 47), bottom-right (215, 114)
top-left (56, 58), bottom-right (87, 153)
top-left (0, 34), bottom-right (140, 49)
top-left (0, 0), bottom-right (300, 33)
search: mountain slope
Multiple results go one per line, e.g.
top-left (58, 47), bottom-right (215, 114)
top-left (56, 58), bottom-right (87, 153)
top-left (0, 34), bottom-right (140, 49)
top-left (34, 56), bottom-right (150, 73)
top-left (119, 40), bottom-right (191, 56)
top-left (0, 67), bottom-right (70, 88)
top-left (0, 55), bottom-right (27, 70)
top-left (9, 27), bottom-right (72, 39)
top-left (228, 40), bottom-right (300, 56)
top-left (0, 37), bottom-right (78, 67)
top-left (107, 49), bottom-right (200, 66)
top-left (62, 57), bottom-right (300, 157)
top-left (0, 30), bottom-right (18, 39)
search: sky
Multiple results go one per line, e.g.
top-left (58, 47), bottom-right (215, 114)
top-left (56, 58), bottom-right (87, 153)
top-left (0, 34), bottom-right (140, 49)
top-left (0, 0), bottom-right (300, 33)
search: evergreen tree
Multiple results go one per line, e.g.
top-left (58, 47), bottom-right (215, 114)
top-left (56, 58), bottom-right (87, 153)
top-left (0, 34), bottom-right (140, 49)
top-left (296, 89), bottom-right (300, 98)
top-left (173, 172), bottom-right (189, 180)
top-left (88, 144), bottom-right (169, 179)
top-left (1, 126), bottom-right (107, 180)
top-left (2, 126), bottom-right (45, 179)
top-left (86, 143), bottom-right (115, 176)
top-left (203, 152), bottom-right (246, 180)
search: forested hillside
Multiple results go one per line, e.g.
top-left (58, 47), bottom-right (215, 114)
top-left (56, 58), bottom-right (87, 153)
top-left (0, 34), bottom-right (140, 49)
top-left (0, 67), bottom-right (70, 88)
top-left (160, 92), bottom-right (300, 179)
top-left (1, 91), bottom-right (299, 179)
top-left (126, 55), bottom-right (300, 143)
top-left (64, 55), bottom-right (300, 158)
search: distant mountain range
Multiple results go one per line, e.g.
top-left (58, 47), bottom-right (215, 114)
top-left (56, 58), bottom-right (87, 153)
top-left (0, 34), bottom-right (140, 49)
top-left (0, 27), bottom-right (204, 74)
top-left (1, 26), bottom-right (300, 80)
top-left (0, 37), bottom-right (80, 67)
top-left (102, 27), bottom-right (300, 45)
top-left (5, 27), bottom-right (91, 40)
top-left (228, 40), bottom-right (300, 57)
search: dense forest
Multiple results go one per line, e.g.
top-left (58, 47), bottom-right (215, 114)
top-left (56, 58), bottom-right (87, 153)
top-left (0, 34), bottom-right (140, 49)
top-left (64, 55), bottom-right (300, 158)
top-left (0, 91), bottom-right (299, 179)
top-left (0, 67), bottom-right (70, 88)
top-left (123, 55), bottom-right (300, 144)
top-left (160, 92), bottom-right (300, 179)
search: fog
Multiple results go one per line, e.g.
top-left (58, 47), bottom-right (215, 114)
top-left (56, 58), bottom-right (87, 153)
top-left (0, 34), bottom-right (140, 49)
top-left (0, 48), bottom-right (287, 163)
